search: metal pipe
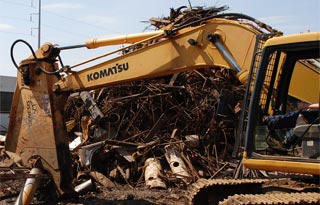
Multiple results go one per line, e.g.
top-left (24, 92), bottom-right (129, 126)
top-left (58, 44), bottom-right (87, 50)
top-left (164, 145), bottom-right (191, 184)
top-left (15, 168), bottom-right (41, 205)
top-left (74, 179), bottom-right (94, 194)
top-left (208, 33), bottom-right (242, 72)
top-left (144, 158), bottom-right (167, 189)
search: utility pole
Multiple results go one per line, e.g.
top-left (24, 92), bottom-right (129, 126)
top-left (38, 0), bottom-right (41, 48)
top-left (30, 0), bottom-right (41, 48)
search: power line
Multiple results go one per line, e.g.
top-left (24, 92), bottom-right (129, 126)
top-left (1, 0), bottom-right (118, 34)
top-left (0, 15), bottom-right (35, 23)
top-left (0, 0), bottom-right (33, 8)
top-left (42, 23), bottom-right (92, 39)
top-left (0, 17), bottom-right (98, 40)
top-left (0, 30), bottom-right (33, 36)
top-left (2, 1), bottom-right (123, 37)
top-left (0, 0), bottom-right (40, 48)
top-left (45, 10), bottom-right (121, 34)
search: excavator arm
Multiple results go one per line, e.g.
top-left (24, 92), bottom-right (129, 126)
top-left (53, 18), bottom-right (260, 92)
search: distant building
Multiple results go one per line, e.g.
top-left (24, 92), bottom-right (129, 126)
top-left (0, 75), bottom-right (16, 135)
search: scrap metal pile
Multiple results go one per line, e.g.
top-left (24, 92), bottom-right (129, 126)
top-left (60, 6), bottom-right (249, 192)
top-left (149, 5), bottom-right (229, 29)
top-left (64, 66), bottom-right (245, 189)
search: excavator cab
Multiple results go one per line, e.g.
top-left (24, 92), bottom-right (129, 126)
top-left (243, 32), bottom-right (320, 175)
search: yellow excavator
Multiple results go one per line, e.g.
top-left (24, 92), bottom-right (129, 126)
top-left (4, 6), bottom-right (320, 205)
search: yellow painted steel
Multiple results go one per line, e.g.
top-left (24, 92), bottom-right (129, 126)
top-left (86, 30), bottom-right (164, 49)
top-left (5, 62), bottom-right (70, 195)
top-left (54, 18), bottom-right (259, 92)
top-left (264, 32), bottom-right (320, 47)
top-left (243, 158), bottom-right (320, 175)
top-left (289, 60), bottom-right (320, 104)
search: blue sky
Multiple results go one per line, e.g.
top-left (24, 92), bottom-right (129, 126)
top-left (0, 0), bottom-right (319, 77)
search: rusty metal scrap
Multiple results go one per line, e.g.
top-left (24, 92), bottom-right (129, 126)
top-left (63, 66), bottom-right (246, 189)
top-left (149, 6), bottom-right (229, 29)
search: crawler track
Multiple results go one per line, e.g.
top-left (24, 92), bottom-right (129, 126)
top-left (186, 178), bottom-right (268, 205)
top-left (219, 192), bottom-right (320, 205)
top-left (186, 178), bottom-right (320, 205)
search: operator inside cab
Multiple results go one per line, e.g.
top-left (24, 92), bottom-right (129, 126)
top-left (263, 103), bottom-right (319, 152)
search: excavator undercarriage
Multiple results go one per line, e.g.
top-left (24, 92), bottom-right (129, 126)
top-left (187, 177), bottom-right (320, 205)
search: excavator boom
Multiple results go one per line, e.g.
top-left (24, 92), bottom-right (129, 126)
top-left (289, 60), bottom-right (320, 103)
top-left (54, 18), bottom-right (260, 92)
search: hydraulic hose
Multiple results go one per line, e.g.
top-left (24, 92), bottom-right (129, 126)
top-left (10, 39), bottom-right (61, 75)
top-left (10, 39), bottom-right (37, 72)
